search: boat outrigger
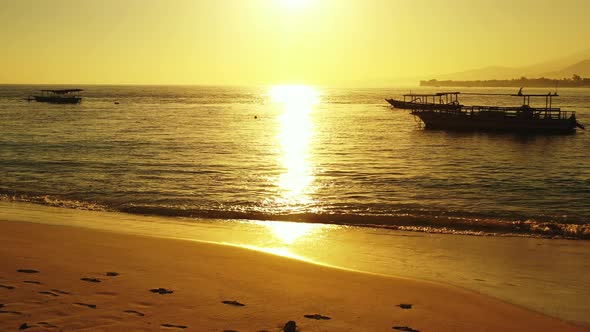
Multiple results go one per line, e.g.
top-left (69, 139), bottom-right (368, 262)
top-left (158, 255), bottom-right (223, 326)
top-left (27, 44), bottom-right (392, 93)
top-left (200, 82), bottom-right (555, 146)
top-left (28, 89), bottom-right (83, 104)
top-left (386, 90), bottom-right (585, 133)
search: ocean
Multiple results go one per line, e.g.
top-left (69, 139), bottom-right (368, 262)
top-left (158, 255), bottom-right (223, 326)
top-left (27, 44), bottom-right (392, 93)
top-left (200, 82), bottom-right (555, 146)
top-left (0, 84), bottom-right (589, 238)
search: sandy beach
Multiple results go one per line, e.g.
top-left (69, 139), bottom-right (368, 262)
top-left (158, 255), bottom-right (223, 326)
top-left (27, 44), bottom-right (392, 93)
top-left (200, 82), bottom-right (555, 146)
top-left (0, 220), bottom-right (586, 332)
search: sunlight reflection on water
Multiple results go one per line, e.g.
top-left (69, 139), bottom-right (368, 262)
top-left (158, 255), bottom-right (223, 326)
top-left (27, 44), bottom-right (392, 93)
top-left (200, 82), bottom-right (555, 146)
top-left (269, 85), bottom-right (320, 210)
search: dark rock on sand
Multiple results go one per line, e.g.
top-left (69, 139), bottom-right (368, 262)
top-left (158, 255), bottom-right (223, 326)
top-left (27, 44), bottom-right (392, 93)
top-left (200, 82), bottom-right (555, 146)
top-left (397, 303), bottom-right (413, 309)
top-left (150, 288), bottom-right (174, 294)
top-left (283, 320), bottom-right (297, 332)
top-left (304, 314), bottom-right (331, 320)
top-left (17, 269), bottom-right (39, 274)
top-left (19, 323), bottom-right (32, 330)
top-left (221, 300), bottom-right (245, 307)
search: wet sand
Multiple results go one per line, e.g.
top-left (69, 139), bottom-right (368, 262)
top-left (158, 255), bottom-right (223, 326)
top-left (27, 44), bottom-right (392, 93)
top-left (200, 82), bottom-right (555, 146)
top-left (0, 220), bottom-right (587, 332)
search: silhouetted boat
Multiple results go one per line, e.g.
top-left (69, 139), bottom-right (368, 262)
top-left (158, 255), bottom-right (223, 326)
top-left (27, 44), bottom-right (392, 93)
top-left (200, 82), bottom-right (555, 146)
top-left (29, 89), bottom-right (83, 104)
top-left (386, 91), bottom-right (585, 134)
top-left (386, 92), bottom-right (462, 110)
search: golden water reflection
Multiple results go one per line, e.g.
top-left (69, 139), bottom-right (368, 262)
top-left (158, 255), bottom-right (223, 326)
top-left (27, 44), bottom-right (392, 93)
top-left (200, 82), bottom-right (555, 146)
top-left (269, 85), bottom-right (319, 209)
top-left (247, 220), bottom-right (333, 261)
top-left (254, 219), bottom-right (327, 245)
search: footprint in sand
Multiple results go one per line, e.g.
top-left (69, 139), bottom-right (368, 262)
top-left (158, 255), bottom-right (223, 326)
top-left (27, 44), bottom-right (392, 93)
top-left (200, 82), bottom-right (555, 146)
top-left (150, 288), bottom-right (174, 295)
top-left (81, 277), bottom-right (101, 283)
top-left (304, 314), bottom-right (331, 320)
top-left (74, 302), bottom-right (97, 309)
top-left (0, 284), bottom-right (15, 289)
top-left (17, 269), bottom-right (39, 274)
top-left (23, 281), bottom-right (41, 285)
top-left (223, 330), bottom-right (239, 332)
top-left (221, 300), bottom-right (245, 307)
top-left (105, 272), bottom-right (120, 277)
top-left (397, 304), bottom-right (413, 309)
top-left (37, 322), bottom-right (59, 329)
top-left (393, 326), bottom-right (420, 332)
top-left (161, 323), bottom-right (188, 329)
top-left (0, 310), bottom-right (22, 315)
top-left (123, 310), bottom-right (145, 317)
top-left (50, 289), bottom-right (70, 295)
top-left (0, 305), bottom-right (22, 315)
top-left (39, 291), bottom-right (59, 297)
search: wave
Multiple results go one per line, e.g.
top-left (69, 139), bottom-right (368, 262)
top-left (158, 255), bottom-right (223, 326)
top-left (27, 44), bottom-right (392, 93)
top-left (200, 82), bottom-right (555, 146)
top-left (1, 193), bottom-right (588, 240)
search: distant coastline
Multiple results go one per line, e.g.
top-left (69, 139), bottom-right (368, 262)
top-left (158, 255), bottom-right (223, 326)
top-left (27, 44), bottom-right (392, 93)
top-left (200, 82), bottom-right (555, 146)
top-left (420, 76), bottom-right (590, 88)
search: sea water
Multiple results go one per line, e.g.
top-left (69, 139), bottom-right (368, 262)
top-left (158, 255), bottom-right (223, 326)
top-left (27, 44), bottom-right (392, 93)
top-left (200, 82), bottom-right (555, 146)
top-left (1, 85), bottom-right (589, 238)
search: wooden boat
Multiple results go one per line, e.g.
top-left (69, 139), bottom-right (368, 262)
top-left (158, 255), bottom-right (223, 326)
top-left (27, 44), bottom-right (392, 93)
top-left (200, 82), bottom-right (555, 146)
top-left (29, 89), bottom-right (83, 104)
top-left (386, 91), bottom-right (585, 134)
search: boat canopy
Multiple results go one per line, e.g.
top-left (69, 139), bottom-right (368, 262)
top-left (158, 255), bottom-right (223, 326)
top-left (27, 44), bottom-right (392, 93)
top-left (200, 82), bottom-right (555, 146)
top-left (403, 92), bottom-right (460, 97)
top-left (39, 89), bottom-right (84, 94)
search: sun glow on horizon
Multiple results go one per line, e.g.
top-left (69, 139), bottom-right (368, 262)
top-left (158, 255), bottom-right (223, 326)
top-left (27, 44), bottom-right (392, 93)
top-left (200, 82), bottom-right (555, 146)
top-left (280, 0), bottom-right (314, 10)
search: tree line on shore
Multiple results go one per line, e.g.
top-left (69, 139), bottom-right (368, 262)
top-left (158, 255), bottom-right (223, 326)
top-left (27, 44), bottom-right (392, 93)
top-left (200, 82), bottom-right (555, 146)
top-left (420, 75), bottom-right (590, 88)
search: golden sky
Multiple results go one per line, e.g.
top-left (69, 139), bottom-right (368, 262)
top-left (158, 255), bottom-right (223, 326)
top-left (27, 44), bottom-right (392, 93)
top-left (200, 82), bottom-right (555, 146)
top-left (1, 0), bottom-right (588, 86)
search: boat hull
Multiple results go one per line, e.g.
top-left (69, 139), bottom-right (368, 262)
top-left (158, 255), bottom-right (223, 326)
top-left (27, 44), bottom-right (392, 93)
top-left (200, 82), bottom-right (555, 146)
top-left (413, 111), bottom-right (577, 134)
top-left (33, 96), bottom-right (82, 104)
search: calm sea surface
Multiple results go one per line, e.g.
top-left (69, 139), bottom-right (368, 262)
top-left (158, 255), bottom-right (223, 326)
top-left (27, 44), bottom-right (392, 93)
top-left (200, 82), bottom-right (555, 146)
top-left (1, 85), bottom-right (589, 238)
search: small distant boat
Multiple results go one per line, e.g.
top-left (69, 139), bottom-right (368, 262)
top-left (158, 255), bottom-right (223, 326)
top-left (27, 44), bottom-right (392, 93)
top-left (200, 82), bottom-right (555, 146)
top-left (386, 90), bottom-right (585, 134)
top-left (28, 89), bottom-right (83, 104)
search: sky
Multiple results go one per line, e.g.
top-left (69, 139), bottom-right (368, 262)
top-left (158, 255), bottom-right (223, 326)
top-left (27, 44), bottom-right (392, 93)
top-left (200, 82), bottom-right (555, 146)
top-left (1, 0), bottom-right (589, 86)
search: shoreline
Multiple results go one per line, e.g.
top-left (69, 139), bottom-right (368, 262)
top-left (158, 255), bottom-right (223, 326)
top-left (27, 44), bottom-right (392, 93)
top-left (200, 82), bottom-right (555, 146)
top-left (2, 200), bottom-right (590, 327)
top-left (1, 219), bottom-right (588, 331)
top-left (2, 196), bottom-right (588, 240)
